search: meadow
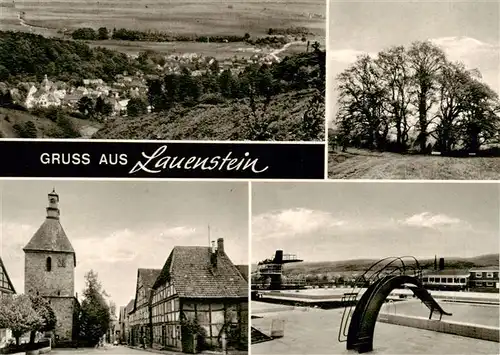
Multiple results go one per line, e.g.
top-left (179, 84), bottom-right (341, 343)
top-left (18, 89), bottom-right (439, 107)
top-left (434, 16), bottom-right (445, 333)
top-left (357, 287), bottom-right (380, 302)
top-left (86, 39), bottom-right (309, 60)
top-left (328, 148), bottom-right (500, 180)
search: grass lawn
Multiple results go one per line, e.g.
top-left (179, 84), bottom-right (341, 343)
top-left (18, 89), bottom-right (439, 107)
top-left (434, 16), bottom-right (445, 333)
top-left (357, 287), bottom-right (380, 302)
top-left (328, 148), bottom-right (500, 180)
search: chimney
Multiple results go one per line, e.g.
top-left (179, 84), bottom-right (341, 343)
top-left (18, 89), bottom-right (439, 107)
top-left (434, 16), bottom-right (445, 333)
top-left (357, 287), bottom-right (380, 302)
top-left (439, 257), bottom-right (445, 271)
top-left (211, 240), bottom-right (217, 267)
top-left (217, 238), bottom-right (224, 254)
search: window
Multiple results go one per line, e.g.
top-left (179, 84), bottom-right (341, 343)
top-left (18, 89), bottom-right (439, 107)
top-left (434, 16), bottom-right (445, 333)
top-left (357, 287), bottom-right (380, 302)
top-left (441, 278), bottom-right (446, 283)
top-left (423, 278), bottom-right (428, 282)
top-left (429, 277), bottom-right (434, 282)
top-left (486, 282), bottom-right (494, 287)
top-left (475, 272), bottom-right (483, 278)
top-left (453, 278), bottom-right (459, 283)
top-left (46, 257), bottom-right (52, 272)
top-left (447, 278), bottom-right (452, 283)
top-left (460, 278), bottom-right (465, 283)
top-left (486, 273), bottom-right (493, 278)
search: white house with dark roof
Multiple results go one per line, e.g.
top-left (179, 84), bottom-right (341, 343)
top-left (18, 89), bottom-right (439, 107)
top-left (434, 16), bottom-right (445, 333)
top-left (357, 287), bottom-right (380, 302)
top-left (149, 238), bottom-right (248, 353)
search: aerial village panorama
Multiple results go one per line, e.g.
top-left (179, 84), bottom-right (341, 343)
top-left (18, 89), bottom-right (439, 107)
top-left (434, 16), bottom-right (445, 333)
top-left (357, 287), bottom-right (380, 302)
top-left (0, 0), bottom-right (326, 141)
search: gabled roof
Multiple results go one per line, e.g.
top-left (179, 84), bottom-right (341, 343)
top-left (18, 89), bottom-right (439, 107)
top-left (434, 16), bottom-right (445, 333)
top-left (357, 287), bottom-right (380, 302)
top-left (132, 268), bottom-right (161, 311)
top-left (23, 218), bottom-right (76, 266)
top-left (125, 298), bottom-right (135, 315)
top-left (153, 246), bottom-right (248, 298)
top-left (236, 265), bottom-right (249, 281)
top-left (0, 257), bottom-right (16, 294)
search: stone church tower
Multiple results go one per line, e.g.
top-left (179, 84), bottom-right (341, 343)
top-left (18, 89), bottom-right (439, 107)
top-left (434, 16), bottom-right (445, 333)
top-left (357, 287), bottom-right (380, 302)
top-left (23, 189), bottom-right (77, 344)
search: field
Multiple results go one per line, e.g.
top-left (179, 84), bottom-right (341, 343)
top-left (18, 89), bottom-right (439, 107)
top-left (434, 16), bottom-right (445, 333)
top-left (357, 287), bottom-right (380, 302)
top-left (0, 1), bottom-right (325, 36)
top-left (1, 0), bottom-right (325, 61)
top-left (86, 39), bottom-right (310, 59)
top-left (328, 148), bottom-right (500, 180)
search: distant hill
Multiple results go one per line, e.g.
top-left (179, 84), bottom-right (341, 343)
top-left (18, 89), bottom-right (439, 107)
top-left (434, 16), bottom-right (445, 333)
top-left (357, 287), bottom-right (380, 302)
top-left (255, 254), bottom-right (500, 276)
top-left (93, 89), bottom-right (323, 141)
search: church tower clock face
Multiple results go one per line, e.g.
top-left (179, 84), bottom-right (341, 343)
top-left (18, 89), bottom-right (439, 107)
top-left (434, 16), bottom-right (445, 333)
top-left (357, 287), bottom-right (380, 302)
top-left (57, 256), bottom-right (66, 268)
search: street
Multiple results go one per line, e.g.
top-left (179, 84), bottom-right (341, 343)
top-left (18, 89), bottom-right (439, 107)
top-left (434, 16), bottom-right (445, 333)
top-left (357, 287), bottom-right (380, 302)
top-left (51, 345), bottom-right (176, 355)
top-left (51, 345), bottom-right (247, 355)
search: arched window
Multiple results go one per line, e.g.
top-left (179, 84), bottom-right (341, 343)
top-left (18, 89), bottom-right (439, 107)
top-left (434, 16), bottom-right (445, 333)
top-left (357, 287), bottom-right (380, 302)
top-left (46, 257), bottom-right (52, 272)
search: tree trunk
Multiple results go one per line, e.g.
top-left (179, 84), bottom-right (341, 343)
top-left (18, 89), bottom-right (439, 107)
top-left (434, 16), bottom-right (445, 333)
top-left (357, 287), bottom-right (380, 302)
top-left (30, 330), bottom-right (36, 344)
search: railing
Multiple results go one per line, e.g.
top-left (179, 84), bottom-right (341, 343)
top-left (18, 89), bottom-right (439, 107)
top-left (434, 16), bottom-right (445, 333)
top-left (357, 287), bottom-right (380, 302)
top-left (258, 264), bottom-right (282, 274)
top-left (283, 254), bottom-right (299, 261)
top-left (338, 256), bottom-right (422, 343)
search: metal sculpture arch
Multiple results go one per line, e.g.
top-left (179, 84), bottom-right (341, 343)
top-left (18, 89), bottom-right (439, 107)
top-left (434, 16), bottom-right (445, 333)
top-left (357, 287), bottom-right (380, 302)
top-left (338, 256), bottom-right (452, 353)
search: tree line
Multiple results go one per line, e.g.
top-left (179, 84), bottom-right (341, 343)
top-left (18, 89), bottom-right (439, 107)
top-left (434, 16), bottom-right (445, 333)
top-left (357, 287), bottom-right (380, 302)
top-left (334, 41), bottom-right (500, 155)
top-left (0, 31), bottom-right (144, 83)
top-left (71, 27), bottom-right (289, 47)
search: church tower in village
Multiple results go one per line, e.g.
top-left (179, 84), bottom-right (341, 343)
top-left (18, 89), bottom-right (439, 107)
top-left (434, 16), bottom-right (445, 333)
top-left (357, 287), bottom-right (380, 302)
top-left (23, 189), bottom-right (77, 344)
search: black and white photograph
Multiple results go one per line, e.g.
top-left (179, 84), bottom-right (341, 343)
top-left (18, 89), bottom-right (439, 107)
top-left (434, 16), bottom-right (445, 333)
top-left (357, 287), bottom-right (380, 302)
top-left (327, 0), bottom-right (500, 179)
top-left (250, 182), bottom-right (499, 354)
top-left (0, 0), bottom-right (325, 141)
top-left (0, 180), bottom-right (249, 354)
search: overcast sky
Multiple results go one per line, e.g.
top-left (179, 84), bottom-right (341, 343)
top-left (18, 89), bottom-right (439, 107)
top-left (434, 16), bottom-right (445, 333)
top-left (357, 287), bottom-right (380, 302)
top-left (0, 180), bottom-right (248, 310)
top-left (252, 182), bottom-right (499, 263)
top-left (327, 0), bottom-right (500, 123)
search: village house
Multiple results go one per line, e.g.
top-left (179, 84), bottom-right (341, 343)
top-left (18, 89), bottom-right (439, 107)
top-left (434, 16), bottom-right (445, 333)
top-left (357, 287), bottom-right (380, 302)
top-left (83, 78), bottom-right (104, 86)
top-left (150, 238), bottom-right (248, 353)
top-left (469, 267), bottom-right (500, 291)
top-left (0, 257), bottom-right (16, 348)
top-left (129, 269), bottom-right (161, 347)
top-left (25, 75), bottom-right (67, 109)
top-left (119, 299), bottom-right (135, 344)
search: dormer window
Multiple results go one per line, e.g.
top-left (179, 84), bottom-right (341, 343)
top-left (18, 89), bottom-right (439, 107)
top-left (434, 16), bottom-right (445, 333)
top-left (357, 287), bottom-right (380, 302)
top-left (46, 257), bottom-right (52, 272)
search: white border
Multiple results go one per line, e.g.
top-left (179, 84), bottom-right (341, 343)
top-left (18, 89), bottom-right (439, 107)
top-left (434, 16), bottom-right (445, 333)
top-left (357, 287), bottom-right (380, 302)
top-left (0, 137), bottom-right (325, 145)
top-left (247, 181), bottom-right (252, 355)
top-left (324, 0), bottom-right (331, 180)
top-left (0, 177), bottom-right (497, 183)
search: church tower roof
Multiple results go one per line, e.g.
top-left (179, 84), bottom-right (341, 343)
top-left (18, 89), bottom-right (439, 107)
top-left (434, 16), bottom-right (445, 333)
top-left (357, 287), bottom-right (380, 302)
top-left (23, 189), bottom-right (76, 266)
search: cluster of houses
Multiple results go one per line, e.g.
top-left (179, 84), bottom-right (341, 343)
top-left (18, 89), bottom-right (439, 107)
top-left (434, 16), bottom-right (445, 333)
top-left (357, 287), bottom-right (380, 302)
top-left (13, 73), bottom-right (149, 116)
top-left (3, 46), bottom-right (285, 119)
top-left (160, 51), bottom-right (280, 78)
top-left (118, 238), bottom-right (249, 353)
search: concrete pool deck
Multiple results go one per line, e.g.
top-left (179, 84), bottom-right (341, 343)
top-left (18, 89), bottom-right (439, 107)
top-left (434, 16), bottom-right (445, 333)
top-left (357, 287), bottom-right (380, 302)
top-left (251, 301), bottom-right (500, 354)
